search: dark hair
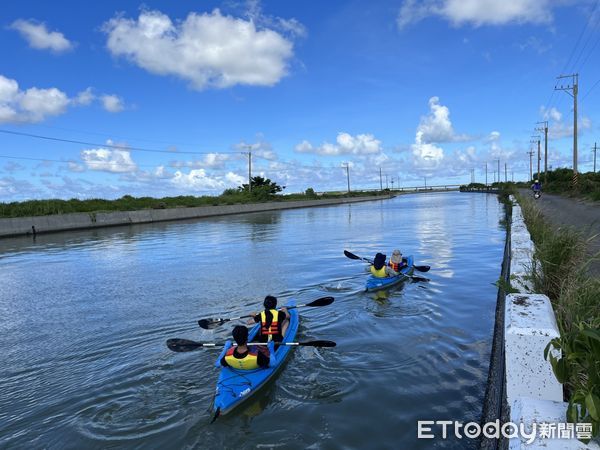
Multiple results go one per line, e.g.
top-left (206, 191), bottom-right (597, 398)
top-left (232, 325), bottom-right (248, 345)
top-left (374, 253), bottom-right (386, 270)
top-left (263, 295), bottom-right (278, 331)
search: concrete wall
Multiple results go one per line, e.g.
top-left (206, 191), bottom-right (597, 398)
top-left (0, 195), bottom-right (392, 238)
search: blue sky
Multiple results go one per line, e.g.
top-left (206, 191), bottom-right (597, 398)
top-left (1, 0), bottom-right (599, 200)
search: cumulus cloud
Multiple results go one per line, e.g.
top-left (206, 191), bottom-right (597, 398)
top-left (74, 87), bottom-right (95, 106)
top-left (10, 19), bottom-right (73, 53)
top-left (0, 75), bottom-right (126, 123)
top-left (411, 131), bottom-right (445, 170)
top-left (103, 9), bottom-right (297, 89)
top-left (397, 0), bottom-right (552, 29)
top-left (170, 153), bottom-right (238, 170)
top-left (80, 143), bottom-right (137, 173)
top-left (0, 74), bottom-right (69, 123)
top-left (294, 132), bottom-right (382, 156)
top-left (172, 168), bottom-right (225, 191)
top-left (101, 94), bottom-right (124, 113)
top-left (540, 105), bottom-right (562, 122)
top-left (418, 96), bottom-right (468, 143)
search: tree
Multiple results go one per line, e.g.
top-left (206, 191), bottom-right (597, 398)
top-left (239, 176), bottom-right (285, 195)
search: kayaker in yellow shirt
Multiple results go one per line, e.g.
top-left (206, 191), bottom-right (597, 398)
top-left (220, 325), bottom-right (271, 370)
top-left (366, 252), bottom-right (399, 278)
top-left (248, 295), bottom-right (290, 343)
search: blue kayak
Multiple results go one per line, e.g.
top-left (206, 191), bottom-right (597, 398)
top-left (212, 301), bottom-right (299, 417)
top-left (365, 255), bottom-right (414, 292)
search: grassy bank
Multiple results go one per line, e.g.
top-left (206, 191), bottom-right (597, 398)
top-left (0, 189), bottom-right (388, 219)
top-left (514, 191), bottom-right (600, 439)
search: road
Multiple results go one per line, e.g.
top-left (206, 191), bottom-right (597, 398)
top-left (521, 190), bottom-right (600, 277)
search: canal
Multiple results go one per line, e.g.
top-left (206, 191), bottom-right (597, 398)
top-left (0, 191), bottom-right (506, 449)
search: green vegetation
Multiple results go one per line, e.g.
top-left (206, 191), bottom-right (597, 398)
top-left (0, 177), bottom-right (390, 218)
top-left (515, 168), bottom-right (600, 201)
top-left (515, 191), bottom-right (600, 440)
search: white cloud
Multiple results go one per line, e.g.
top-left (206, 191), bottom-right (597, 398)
top-left (418, 96), bottom-right (468, 143)
top-left (294, 132), bottom-right (382, 156)
top-left (74, 87), bottom-right (95, 106)
top-left (225, 171), bottom-right (246, 186)
top-left (540, 105), bottom-right (562, 122)
top-left (10, 19), bottom-right (73, 53)
top-left (103, 9), bottom-right (296, 89)
top-left (0, 74), bottom-right (70, 123)
top-left (397, 0), bottom-right (552, 29)
top-left (80, 144), bottom-right (137, 173)
top-left (411, 131), bottom-right (445, 170)
top-left (171, 168), bottom-right (225, 191)
top-left (101, 94), bottom-right (124, 113)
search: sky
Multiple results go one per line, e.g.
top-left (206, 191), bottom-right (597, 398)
top-left (1, 0), bottom-right (600, 200)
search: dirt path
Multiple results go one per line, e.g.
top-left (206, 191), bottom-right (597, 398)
top-left (520, 190), bottom-right (600, 277)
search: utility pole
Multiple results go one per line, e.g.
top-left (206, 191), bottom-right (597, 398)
top-left (241, 145), bottom-right (253, 193)
top-left (536, 121), bottom-right (549, 184)
top-left (485, 162), bottom-right (488, 186)
top-left (471, 168), bottom-right (475, 184)
top-left (379, 167), bottom-right (383, 191)
top-left (391, 178), bottom-right (394, 190)
top-left (531, 134), bottom-right (541, 179)
top-left (495, 159), bottom-right (500, 185)
top-left (385, 174), bottom-right (388, 189)
top-left (424, 176), bottom-right (427, 188)
top-left (504, 163), bottom-right (507, 182)
top-left (511, 171), bottom-right (514, 182)
top-left (527, 149), bottom-right (535, 181)
top-left (343, 163), bottom-right (350, 193)
top-left (593, 143), bottom-right (597, 173)
top-left (555, 73), bottom-right (579, 186)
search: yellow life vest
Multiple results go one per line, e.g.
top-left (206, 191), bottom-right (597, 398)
top-left (370, 265), bottom-right (387, 278)
top-left (224, 347), bottom-right (259, 370)
top-left (260, 309), bottom-right (280, 342)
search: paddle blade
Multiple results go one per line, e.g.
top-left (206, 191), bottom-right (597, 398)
top-left (413, 265), bottom-right (431, 272)
top-left (306, 296), bottom-right (335, 307)
top-left (198, 318), bottom-right (227, 330)
top-left (411, 275), bottom-right (430, 283)
top-left (298, 340), bottom-right (336, 347)
top-left (344, 250), bottom-right (360, 260)
top-left (167, 338), bottom-right (215, 352)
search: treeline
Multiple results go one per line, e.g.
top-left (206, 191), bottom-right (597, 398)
top-left (0, 176), bottom-right (386, 218)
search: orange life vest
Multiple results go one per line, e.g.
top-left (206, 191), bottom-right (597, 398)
top-left (224, 347), bottom-right (259, 370)
top-left (260, 309), bottom-right (280, 342)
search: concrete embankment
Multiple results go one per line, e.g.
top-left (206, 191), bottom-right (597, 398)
top-left (0, 195), bottom-right (391, 238)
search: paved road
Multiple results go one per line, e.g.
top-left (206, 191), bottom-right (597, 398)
top-left (520, 190), bottom-right (600, 277)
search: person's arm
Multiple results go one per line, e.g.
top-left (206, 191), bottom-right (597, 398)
top-left (386, 266), bottom-right (398, 276)
top-left (247, 313), bottom-right (260, 325)
top-left (216, 340), bottom-right (232, 368)
top-left (257, 348), bottom-right (270, 368)
top-left (280, 307), bottom-right (290, 320)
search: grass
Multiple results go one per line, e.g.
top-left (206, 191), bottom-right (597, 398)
top-left (514, 189), bottom-right (600, 429)
top-left (0, 189), bottom-right (389, 218)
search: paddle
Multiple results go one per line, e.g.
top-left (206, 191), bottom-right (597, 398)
top-left (343, 250), bottom-right (430, 282)
top-left (167, 338), bottom-right (336, 352)
top-left (198, 296), bottom-right (334, 330)
top-left (344, 250), bottom-right (430, 272)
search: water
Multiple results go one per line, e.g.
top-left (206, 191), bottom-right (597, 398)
top-left (0, 192), bottom-right (505, 449)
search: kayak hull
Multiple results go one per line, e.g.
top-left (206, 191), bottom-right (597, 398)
top-left (365, 255), bottom-right (414, 292)
top-left (212, 301), bottom-right (299, 416)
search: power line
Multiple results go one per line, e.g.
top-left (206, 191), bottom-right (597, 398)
top-left (581, 76), bottom-right (600, 101)
top-left (0, 129), bottom-right (242, 155)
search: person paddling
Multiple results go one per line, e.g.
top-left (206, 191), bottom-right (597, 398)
top-left (248, 295), bottom-right (290, 343)
top-left (220, 325), bottom-right (271, 370)
top-left (388, 249), bottom-right (407, 273)
top-left (366, 252), bottom-right (398, 278)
